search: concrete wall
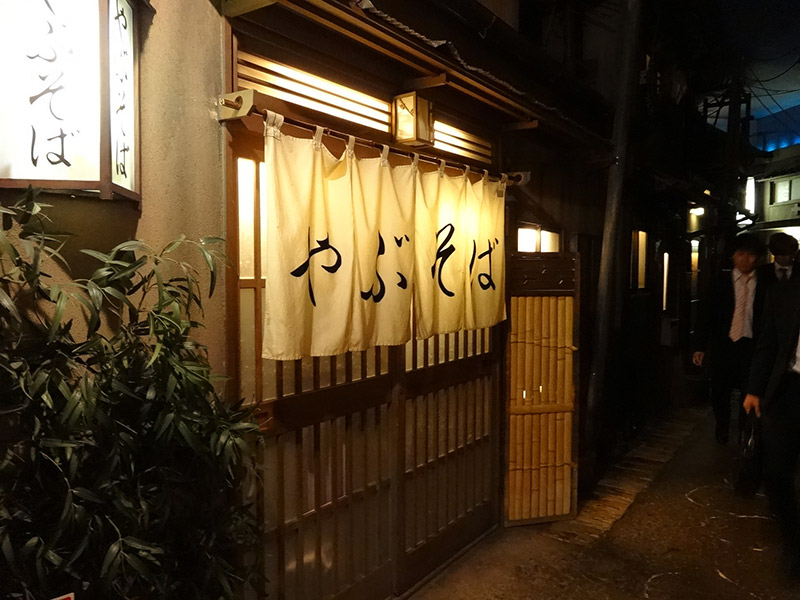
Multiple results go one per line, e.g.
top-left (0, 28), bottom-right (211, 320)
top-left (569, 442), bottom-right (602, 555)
top-left (0, 0), bottom-right (231, 373)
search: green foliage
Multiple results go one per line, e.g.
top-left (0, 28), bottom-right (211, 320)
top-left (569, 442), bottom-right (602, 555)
top-left (0, 188), bottom-right (263, 600)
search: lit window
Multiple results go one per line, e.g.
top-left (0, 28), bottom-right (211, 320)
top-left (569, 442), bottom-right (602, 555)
top-left (662, 252), bottom-right (670, 311)
top-left (631, 230), bottom-right (647, 289)
top-left (540, 230), bottom-right (561, 252)
top-left (433, 121), bottom-right (492, 164)
top-left (237, 51), bottom-right (392, 133)
top-left (745, 177), bottom-right (756, 213)
top-left (517, 227), bottom-right (539, 252)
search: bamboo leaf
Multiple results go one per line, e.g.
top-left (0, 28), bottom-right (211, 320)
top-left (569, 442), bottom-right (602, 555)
top-left (100, 541), bottom-right (121, 578)
top-left (199, 245), bottom-right (217, 296)
top-left (145, 342), bottom-right (162, 368)
top-left (163, 235), bottom-right (186, 254)
top-left (0, 287), bottom-right (21, 321)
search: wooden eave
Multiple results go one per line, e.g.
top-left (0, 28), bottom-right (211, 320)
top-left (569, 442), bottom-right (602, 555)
top-left (224, 0), bottom-right (613, 150)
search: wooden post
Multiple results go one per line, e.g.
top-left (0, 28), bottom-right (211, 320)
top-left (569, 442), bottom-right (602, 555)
top-left (586, 0), bottom-right (643, 472)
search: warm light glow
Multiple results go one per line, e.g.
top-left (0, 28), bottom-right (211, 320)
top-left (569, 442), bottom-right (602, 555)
top-left (703, 189), bottom-right (711, 195)
top-left (541, 230), bottom-right (560, 252)
top-left (239, 65), bottom-right (390, 125)
top-left (237, 158), bottom-right (256, 279)
top-left (745, 177), bottom-right (756, 213)
top-left (237, 51), bottom-right (392, 133)
top-left (432, 140), bottom-right (492, 164)
top-left (633, 230), bottom-right (647, 289)
top-left (433, 120), bottom-right (492, 163)
top-left (662, 252), bottom-right (670, 311)
top-left (395, 93), bottom-right (418, 142)
top-left (689, 207), bottom-right (705, 216)
top-left (240, 52), bottom-right (389, 112)
top-left (109, 0), bottom-right (136, 191)
top-left (0, 0), bottom-right (101, 181)
top-left (518, 227), bottom-right (539, 252)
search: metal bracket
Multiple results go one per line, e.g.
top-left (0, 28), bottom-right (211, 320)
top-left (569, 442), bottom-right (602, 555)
top-left (507, 171), bottom-right (531, 186)
top-left (217, 89), bottom-right (259, 122)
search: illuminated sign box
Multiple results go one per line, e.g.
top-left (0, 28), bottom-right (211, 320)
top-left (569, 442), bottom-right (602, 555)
top-left (0, 0), bottom-right (139, 201)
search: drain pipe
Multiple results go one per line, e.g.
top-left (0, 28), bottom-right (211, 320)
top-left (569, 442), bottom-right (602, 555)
top-left (585, 0), bottom-right (643, 476)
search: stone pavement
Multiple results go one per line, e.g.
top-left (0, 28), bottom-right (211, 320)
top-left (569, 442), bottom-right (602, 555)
top-left (410, 406), bottom-right (798, 600)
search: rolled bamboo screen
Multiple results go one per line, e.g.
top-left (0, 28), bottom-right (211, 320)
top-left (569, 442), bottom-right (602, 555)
top-left (507, 295), bottom-right (575, 522)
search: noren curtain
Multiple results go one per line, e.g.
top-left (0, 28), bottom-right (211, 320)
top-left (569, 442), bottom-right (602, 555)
top-left (260, 113), bottom-right (505, 360)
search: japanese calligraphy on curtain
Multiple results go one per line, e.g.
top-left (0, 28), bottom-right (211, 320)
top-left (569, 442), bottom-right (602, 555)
top-left (261, 114), bottom-right (505, 360)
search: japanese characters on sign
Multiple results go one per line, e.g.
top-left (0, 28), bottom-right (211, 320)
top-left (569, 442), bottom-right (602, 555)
top-left (0, 0), bottom-right (101, 182)
top-left (109, 0), bottom-right (136, 191)
top-left (0, 0), bottom-right (137, 197)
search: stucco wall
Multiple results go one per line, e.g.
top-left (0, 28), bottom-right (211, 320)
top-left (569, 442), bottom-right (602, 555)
top-left (0, 0), bottom-right (230, 374)
top-left (137, 0), bottom-right (229, 372)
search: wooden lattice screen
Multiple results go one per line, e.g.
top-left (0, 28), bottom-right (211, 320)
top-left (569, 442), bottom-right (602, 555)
top-left (505, 254), bottom-right (579, 524)
top-left (230, 149), bottom-right (502, 600)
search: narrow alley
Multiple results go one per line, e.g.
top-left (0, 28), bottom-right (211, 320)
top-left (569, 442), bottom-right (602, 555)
top-left (411, 404), bottom-right (795, 600)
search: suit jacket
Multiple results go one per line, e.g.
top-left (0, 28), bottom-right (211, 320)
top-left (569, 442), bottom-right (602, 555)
top-left (747, 278), bottom-right (800, 410)
top-left (693, 269), bottom-right (768, 369)
top-left (756, 262), bottom-right (797, 289)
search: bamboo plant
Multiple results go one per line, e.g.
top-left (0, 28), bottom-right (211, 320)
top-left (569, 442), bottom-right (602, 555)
top-left (0, 188), bottom-right (263, 599)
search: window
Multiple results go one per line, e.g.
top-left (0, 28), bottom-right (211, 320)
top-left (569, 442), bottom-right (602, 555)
top-left (631, 230), bottom-right (647, 289)
top-left (517, 224), bottom-right (561, 252)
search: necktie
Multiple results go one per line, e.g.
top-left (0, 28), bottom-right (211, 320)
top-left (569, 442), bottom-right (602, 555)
top-left (729, 274), bottom-right (752, 341)
top-left (779, 267), bottom-right (788, 281)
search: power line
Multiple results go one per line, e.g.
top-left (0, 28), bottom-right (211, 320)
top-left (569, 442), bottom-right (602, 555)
top-left (746, 58), bottom-right (800, 83)
top-left (748, 86), bottom-right (800, 142)
top-left (747, 67), bottom-right (800, 130)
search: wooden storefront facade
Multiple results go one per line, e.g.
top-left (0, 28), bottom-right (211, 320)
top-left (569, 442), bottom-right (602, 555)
top-left (220, 2), bottom-right (611, 598)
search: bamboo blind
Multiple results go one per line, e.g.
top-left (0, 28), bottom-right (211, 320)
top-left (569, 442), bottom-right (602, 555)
top-left (507, 296), bottom-right (575, 522)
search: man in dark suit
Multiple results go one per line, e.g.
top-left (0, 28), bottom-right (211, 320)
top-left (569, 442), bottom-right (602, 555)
top-left (756, 232), bottom-right (799, 287)
top-left (744, 276), bottom-right (800, 577)
top-left (692, 233), bottom-right (768, 444)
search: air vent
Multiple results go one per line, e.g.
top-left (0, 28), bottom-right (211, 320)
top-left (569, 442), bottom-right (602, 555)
top-left (433, 121), bottom-right (493, 164)
top-left (237, 51), bottom-right (392, 133)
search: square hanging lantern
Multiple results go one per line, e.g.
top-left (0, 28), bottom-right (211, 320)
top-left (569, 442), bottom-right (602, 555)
top-left (0, 0), bottom-right (141, 201)
top-left (393, 91), bottom-right (433, 146)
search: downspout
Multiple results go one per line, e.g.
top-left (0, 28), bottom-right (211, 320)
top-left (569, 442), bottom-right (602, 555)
top-left (585, 0), bottom-right (643, 475)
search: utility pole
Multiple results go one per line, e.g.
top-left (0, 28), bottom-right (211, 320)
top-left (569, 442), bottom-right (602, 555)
top-left (585, 0), bottom-right (643, 477)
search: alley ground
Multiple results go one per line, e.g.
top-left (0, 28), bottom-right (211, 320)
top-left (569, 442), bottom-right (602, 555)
top-left (410, 404), bottom-right (799, 600)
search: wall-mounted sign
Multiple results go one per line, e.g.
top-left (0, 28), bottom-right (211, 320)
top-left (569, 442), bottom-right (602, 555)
top-left (0, 0), bottom-right (139, 201)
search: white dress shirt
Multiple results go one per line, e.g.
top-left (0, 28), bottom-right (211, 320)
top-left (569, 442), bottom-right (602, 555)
top-left (775, 263), bottom-right (792, 281)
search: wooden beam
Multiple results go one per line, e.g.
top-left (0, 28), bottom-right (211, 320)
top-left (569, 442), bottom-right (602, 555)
top-left (403, 73), bottom-right (448, 90)
top-left (223, 0), bottom-right (277, 17)
top-left (502, 120), bottom-right (539, 132)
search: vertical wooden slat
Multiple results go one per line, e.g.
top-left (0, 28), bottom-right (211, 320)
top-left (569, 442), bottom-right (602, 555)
top-left (276, 361), bottom-right (284, 400)
top-left (331, 418), bottom-right (341, 594)
top-left (414, 397), bottom-right (424, 545)
top-left (427, 394), bottom-right (436, 539)
top-left (294, 430), bottom-right (305, 598)
top-left (313, 424), bottom-right (323, 597)
top-left (345, 352), bottom-right (353, 383)
top-left (361, 410), bottom-right (371, 575)
top-left (253, 164), bottom-right (264, 404)
top-left (345, 413), bottom-right (355, 584)
top-left (275, 435), bottom-right (286, 599)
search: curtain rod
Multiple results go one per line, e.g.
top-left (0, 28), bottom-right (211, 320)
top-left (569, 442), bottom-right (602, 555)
top-left (218, 91), bottom-right (522, 185)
